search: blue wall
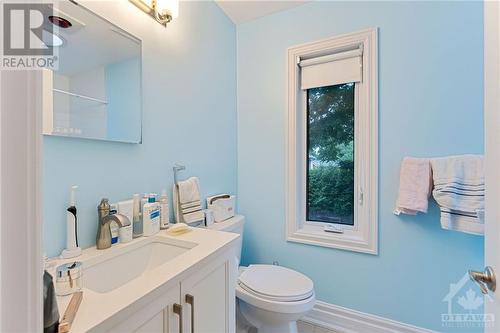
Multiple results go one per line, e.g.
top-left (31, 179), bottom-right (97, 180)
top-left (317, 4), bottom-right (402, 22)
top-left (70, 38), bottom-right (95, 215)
top-left (43, 1), bottom-right (237, 257)
top-left (43, 1), bottom-right (485, 330)
top-left (237, 1), bottom-right (484, 331)
top-left (105, 57), bottom-right (142, 142)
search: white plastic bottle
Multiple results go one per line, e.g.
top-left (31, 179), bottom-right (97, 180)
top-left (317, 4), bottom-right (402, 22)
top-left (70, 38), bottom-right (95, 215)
top-left (118, 218), bottom-right (133, 243)
top-left (140, 193), bottom-right (148, 216)
top-left (159, 189), bottom-right (170, 229)
top-left (140, 193), bottom-right (148, 230)
top-left (109, 203), bottom-right (119, 244)
top-left (143, 194), bottom-right (160, 236)
top-left (132, 193), bottom-right (143, 238)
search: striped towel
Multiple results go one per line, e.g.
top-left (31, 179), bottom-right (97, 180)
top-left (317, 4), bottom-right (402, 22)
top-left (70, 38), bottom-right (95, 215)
top-left (173, 177), bottom-right (204, 225)
top-left (430, 155), bottom-right (484, 235)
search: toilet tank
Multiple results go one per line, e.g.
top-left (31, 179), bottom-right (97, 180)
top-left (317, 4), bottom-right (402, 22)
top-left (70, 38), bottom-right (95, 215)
top-left (206, 215), bottom-right (245, 264)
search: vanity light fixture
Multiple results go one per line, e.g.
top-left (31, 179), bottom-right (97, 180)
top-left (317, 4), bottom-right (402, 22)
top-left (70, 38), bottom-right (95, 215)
top-left (129, 0), bottom-right (179, 26)
top-left (42, 29), bottom-right (65, 47)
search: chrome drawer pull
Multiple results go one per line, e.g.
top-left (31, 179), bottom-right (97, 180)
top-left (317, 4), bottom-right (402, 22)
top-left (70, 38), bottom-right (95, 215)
top-left (173, 303), bottom-right (183, 333)
top-left (186, 294), bottom-right (194, 333)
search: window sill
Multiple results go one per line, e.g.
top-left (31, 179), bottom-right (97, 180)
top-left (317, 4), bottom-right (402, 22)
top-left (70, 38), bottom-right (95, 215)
top-left (286, 226), bottom-right (377, 255)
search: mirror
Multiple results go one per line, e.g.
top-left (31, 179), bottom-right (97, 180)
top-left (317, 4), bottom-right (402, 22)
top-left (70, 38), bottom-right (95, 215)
top-left (42, 2), bottom-right (142, 143)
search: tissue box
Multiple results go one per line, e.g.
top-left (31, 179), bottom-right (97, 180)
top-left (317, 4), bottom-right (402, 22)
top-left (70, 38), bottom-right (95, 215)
top-left (207, 194), bottom-right (235, 222)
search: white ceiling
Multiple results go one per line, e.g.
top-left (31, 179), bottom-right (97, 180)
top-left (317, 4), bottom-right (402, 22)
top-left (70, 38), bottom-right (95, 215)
top-left (215, 0), bottom-right (309, 24)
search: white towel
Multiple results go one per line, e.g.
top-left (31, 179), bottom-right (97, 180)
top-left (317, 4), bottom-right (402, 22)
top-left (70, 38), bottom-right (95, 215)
top-left (183, 210), bottom-right (205, 224)
top-left (177, 177), bottom-right (201, 204)
top-left (394, 157), bottom-right (432, 215)
top-left (431, 155), bottom-right (484, 235)
top-left (173, 177), bottom-right (204, 225)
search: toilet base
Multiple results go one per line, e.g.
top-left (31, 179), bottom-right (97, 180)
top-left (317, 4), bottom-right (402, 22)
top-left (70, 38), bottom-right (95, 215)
top-left (237, 311), bottom-right (297, 333)
top-left (256, 322), bottom-right (297, 333)
top-left (237, 299), bottom-right (304, 333)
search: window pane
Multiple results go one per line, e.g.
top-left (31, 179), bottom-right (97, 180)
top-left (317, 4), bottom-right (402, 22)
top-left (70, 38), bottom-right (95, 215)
top-left (307, 83), bottom-right (354, 225)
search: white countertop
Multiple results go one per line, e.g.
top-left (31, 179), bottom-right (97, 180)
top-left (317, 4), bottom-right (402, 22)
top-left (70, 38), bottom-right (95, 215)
top-left (47, 225), bottom-right (239, 332)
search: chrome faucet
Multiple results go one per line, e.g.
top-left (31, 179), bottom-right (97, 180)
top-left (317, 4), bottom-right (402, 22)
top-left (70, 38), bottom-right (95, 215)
top-left (96, 198), bottom-right (127, 250)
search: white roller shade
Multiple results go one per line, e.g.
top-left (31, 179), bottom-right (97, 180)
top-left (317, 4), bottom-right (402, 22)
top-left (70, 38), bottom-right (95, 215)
top-left (299, 47), bottom-right (363, 90)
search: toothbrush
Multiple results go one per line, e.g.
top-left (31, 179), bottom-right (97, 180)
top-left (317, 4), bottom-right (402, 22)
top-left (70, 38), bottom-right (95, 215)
top-left (61, 185), bottom-right (82, 259)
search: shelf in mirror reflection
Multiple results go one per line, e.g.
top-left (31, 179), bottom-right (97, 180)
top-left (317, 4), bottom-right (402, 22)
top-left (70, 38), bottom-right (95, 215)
top-left (53, 88), bottom-right (108, 105)
top-left (52, 127), bottom-right (83, 135)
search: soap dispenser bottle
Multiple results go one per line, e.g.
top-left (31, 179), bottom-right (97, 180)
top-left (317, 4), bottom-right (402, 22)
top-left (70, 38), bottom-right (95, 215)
top-left (61, 185), bottom-right (82, 259)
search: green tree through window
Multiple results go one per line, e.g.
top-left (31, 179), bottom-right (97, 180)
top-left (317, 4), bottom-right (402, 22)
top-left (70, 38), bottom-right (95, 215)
top-left (307, 83), bottom-right (354, 225)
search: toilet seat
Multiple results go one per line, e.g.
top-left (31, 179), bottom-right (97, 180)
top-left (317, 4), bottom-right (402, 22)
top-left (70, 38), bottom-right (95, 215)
top-left (236, 265), bottom-right (316, 314)
top-left (238, 265), bottom-right (314, 302)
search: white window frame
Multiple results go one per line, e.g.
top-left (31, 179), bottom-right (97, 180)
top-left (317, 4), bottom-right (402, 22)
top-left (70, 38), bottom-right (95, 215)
top-left (286, 28), bottom-right (378, 255)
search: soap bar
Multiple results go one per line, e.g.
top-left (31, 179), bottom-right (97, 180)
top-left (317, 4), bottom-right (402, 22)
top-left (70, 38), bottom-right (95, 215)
top-left (167, 223), bottom-right (191, 235)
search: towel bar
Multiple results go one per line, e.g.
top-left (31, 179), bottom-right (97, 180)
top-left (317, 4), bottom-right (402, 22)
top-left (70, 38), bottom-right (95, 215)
top-left (173, 164), bottom-right (186, 223)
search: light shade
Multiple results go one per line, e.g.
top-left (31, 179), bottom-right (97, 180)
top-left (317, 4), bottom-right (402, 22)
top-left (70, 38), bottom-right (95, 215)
top-left (156, 0), bottom-right (179, 19)
top-left (42, 29), bottom-right (64, 47)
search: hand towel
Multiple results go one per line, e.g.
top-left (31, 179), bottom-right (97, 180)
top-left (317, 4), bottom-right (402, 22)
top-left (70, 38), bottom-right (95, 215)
top-left (173, 177), bottom-right (204, 225)
top-left (183, 210), bottom-right (205, 224)
top-left (431, 155), bottom-right (484, 235)
top-left (177, 177), bottom-right (201, 204)
top-left (394, 157), bottom-right (432, 215)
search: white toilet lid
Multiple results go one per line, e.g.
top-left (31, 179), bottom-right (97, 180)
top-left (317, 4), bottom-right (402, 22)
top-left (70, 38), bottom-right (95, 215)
top-left (238, 265), bottom-right (314, 302)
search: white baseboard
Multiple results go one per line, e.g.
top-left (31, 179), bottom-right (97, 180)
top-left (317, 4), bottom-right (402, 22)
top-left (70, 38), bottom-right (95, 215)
top-left (301, 301), bottom-right (437, 333)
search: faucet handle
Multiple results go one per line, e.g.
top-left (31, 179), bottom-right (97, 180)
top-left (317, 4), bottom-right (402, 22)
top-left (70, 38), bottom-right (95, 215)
top-left (98, 198), bottom-right (110, 210)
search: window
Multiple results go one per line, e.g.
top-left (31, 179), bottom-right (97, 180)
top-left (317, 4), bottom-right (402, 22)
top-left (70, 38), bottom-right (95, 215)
top-left (286, 28), bottom-right (378, 254)
top-left (307, 83), bottom-right (355, 226)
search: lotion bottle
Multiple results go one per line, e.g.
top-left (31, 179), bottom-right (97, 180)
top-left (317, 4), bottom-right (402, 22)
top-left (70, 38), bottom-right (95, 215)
top-left (159, 189), bottom-right (170, 229)
top-left (140, 193), bottom-right (148, 220)
top-left (132, 194), bottom-right (143, 238)
top-left (143, 194), bottom-right (160, 236)
top-left (109, 203), bottom-right (119, 244)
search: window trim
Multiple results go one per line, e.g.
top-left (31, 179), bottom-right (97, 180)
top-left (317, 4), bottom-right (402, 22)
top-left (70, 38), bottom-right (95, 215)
top-left (286, 28), bottom-right (378, 254)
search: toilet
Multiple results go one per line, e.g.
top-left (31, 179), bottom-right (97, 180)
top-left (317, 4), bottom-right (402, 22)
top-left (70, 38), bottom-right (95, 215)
top-left (206, 215), bottom-right (316, 333)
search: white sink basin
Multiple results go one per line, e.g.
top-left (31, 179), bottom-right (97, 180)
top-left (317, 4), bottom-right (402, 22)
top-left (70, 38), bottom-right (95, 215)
top-left (83, 238), bottom-right (195, 293)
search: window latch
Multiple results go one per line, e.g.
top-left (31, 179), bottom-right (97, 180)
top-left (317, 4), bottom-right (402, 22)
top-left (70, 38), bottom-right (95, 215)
top-left (324, 225), bottom-right (344, 234)
top-left (358, 187), bottom-right (364, 206)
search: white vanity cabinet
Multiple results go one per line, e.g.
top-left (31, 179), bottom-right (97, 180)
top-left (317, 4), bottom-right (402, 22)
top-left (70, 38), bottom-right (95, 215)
top-left (105, 253), bottom-right (237, 333)
top-left (133, 286), bottom-right (179, 333)
top-left (134, 311), bottom-right (165, 333)
top-left (181, 260), bottom-right (236, 333)
top-left (53, 229), bottom-right (239, 333)
top-left (108, 283), bottom-right (180, 333)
